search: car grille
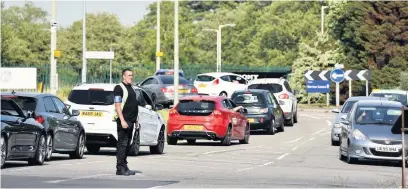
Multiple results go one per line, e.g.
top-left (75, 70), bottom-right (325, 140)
top-left (369, 148), bottom-right (403, 157)
top-left (370, 139), bottom-right (402, 145)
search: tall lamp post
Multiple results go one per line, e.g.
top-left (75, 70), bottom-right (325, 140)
top-left (204, 23), bottom-right (236, 72)
top-left (173, 0), bottom-right (180, 105)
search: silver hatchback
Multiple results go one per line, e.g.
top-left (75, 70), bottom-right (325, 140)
top-left (339, 100), bottom-right (406, 164)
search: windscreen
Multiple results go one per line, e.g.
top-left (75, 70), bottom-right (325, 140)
top-left (68, 89), bottom-right (114, 105)
top-left (156, 71), bottom-right (183, 77)
top-left (231, 92), bottom-right (265, 106)
top-left (161, 76), bottom-right (190, 85)
top-left (355, 106), bottom-right (402, 125)
top-left (176, 100), bottom-right (216, 116)
top-left (248, 84), bottom-right (283, 93)
top-left (341, 101), bottom-right (357, 113)
top-left (371, 93), bottom-right (407, 106)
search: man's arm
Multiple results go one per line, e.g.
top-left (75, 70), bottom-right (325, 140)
top-left (114, 85), bottom-right (128, 128)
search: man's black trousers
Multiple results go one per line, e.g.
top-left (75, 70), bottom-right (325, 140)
top-left (116, 119), bottom-right (134, 171)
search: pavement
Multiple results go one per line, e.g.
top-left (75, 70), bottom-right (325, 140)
top-left (1, 111), bottom-right (403, 188)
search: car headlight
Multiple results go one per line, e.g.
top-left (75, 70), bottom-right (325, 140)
top-left (352, 129), bottom-right (367, 140)
top-left (259, 108), bottom-right (268, 114)
top-left (333, 123), bottom-right (341, 128)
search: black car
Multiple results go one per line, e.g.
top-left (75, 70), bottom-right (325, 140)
top-left (1, 98), bottom-right (47, 168)
top-left (1, 92), bottom-right (86, 161)
top-left (231, 89), bottom-right (285, 135)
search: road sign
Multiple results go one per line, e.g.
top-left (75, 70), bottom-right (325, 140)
top-left (54, 50), bottom-right (61, 58)
top-left (306, 80), bottom-right (331, 93)
top-left (344, 70), bottom-right (371, 81)
top-left (156, 51), bottom-right (164, 57)
top-left (304, 70), bottom-right (330, 80)
top-left (85, 51), bottom-right (114, 59)
top-left (0, 68), bottom-right (37, 90)
top-left (330, 69), bottom-right (345, 83)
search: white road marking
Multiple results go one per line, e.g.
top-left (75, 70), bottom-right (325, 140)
top-left (235, 167), bottom-right (254, 172)
top-left (301, 140), bottom-right (309, 145)
top-left (147, 186), bottom-right (164, 189)
top-left (284, 137), bottom-right (303, 144)
top-left (309, 137), bottom-right (315, 141)
top-left (276, 153), bottom-right (290, 160)
top-left (45, 174), bottom-right (113, 184)
top-left (320, 131), bottom-right (331, 136)
top-left (201, 145), bottom-right (264, 155)
top-left (311, 128), bottom-right (326, 135)
top-left (59, 161), bottom-right (107, 166)
top-left (291, 147), bottom-right (298, 151)
top-left (4, 167), bottom-right (32, 172)
top-left (326, 120), bottom-right (332, 126)
top-left (187, 153), bottom-right (200, 156)
top-left (300, 114), bottom-right (321, 119)
top-left (262, 162), bottom-right (274, 166)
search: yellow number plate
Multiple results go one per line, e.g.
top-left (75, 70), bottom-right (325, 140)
top-left (80, 111), bottom-right (103, 117)
top-left (248, 118), bottom-right (255, 123)
top-left (179, 89), bottom-right (188, 93)
top-left (183, 125), bottom-right (203, 131)
top-left (198, 83), bottom-right (207, 88)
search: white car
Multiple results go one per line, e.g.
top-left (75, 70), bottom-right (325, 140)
top-left (369, 89), bottom-right (408, 107)
top-left (246, 78), bottom-right (298, 126)
top-left (194, 72), bottom-right (248, 98)
top-left (65, 83), bottom-right (166, 155)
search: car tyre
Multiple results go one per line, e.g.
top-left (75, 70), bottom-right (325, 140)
top-left (150, 127), bottom-right (165, 154)
top-left (187, 139), bottom-right (196, 145)
top-left (285, 112), bottom-right (294, 126)
top-left (69, 132), bottom-right (85, 159)
top-left (45, 134), bottom-right (53, 161)
top-left (1, 135), bottom-right (7, 169)
top-left (28, 134), bottom-right (46, 166)
top-left (167, 137), bottom-right (177, 145)
top-left (293, 110), bottom-right (298, 123)
top-left (339, 147), bottom-right (345, 161)
top-left (331, 139), bottom-right (339, 146)
top-left (219, 92), bottom-right (227, 97)
top-left (346, 147), bottom-right (357, 164)
top-left (239, 124), bottom-right (250, 144)
top-left (266, 119), bottom-right (276, 135)
top-left (277, 117), bottom-right (285, 132)
top-left (86, 145), bottom-right (100, 154)
top-left (221, 126), bottom-right (232, 146)
top-left (129, 129), bottom-right (140, 156)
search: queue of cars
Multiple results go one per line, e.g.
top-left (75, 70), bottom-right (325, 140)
top-left (331, 89), bottom-right (408, 165)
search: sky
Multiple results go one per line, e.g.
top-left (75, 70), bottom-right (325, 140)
top-left (3, 0), bottom-right (155, 27)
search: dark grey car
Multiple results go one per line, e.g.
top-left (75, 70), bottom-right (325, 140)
top-left (138, 75), bottom-right (198, 108)
top-left (1, 92), bottom-right (85, 161)
top-left (339, 100), bottom-right (406, 164)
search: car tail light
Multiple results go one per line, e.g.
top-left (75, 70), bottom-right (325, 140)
top-left (212, 110), bottom-right (222, 116)
top-left (213, 79), bottom-right (219, 85)
top-left (279, 93), bottom-right (289, 99)
top-left (161, 87), bottom-right (174, 93)
top-left (169, 109), bottom-right (178, 116)
top-left (260, 118), bottom-right (264, 122)
top-left (35, 116), bottom-right (44, 124)
top-left (191, 87), bottom-right (198, 93)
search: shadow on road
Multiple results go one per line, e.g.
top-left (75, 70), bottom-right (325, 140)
top-left (341, 159), bottom-right (403, 168)
top-left (84, 150), bottom-right (164, 157)
top-left (175, 141), bottom-right (242, 146)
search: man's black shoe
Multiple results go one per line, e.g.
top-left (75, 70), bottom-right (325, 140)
top-left (125, 165), bottom-right (136, 175)
top-left (116, 170), bottom-right (131, 176)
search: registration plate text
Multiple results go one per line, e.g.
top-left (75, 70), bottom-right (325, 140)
top-left (80, 111), bottom-right (103, 117)
top-left (248, 118), bottom-right (255, 123)
top-left (375, 146), bottom-right (399, 152)
top-left (183, 125), bottom-right (203, 131)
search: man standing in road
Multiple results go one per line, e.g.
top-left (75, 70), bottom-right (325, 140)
top-left (113, 68), bottom-right (139, 176)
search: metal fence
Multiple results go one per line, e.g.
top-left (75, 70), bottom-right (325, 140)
top-left (2, 63), bottom-right (291, 93)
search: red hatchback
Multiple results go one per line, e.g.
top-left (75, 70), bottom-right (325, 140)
top-left (167, 96), bottom-right (250, 146)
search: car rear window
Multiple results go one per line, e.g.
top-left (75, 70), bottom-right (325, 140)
top-left (1, 99), bottom-right (25, 117)
top-left (1, 96), bottom-right (37, 111)
top-left (68, 89), bottom-right (114, 105)
top-left (248, 84), bottom-right (283, 93)
top-left (371, 93), bottom-right (407, 106)
top-left (160, 76), bottom-right (190, 85)
top-left (231, 92), bottom-right (266, 106)
top-left (195, 75), bottom-right (215, 82)
top-left (156, 71), bottom-right (184, 77)
top-left (177, 100), bottom-right (216, 116)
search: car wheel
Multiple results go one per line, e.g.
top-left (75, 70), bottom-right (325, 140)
top-left (293, 110), bottom-right (298, 123)
top-left (219, 92), bottom-right (227, 97)
top-left (285, 112), bottom-right (294, 126)
top-left (1, 135), bottom-right (7, 169)
top-left (45, 134), bottom-right (53, 161)
top-left (69, 132), bottom-right (85, 159)
top-left (221, 126), bottom-right (232, 146)
top-left (339, 146), bottom-right (345, 161)
top-left (346, 146), bottom-right (357, 164)
top-left (150, 127), bottom-right (165, 154)
top-left (266, 119), bottom-right (276, 135)
top-left (129, 129), bottom-right (140, 156)
top-left (187, 139), bottom-right (196, 145)
top-left (86, 145), bottom-right (100, 154)
top-left (239, 124), bottom-right (250, 144)
top-left (277, 117), bottom-right (285, 132)
top-left (167, 137), bottom-right (177, 145)
top-left (28, 134), bottom-right (46, 166)
top-left (331, 138), bottom-right (339, 146)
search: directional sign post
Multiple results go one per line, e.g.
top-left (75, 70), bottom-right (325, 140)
top-left (306, 80), bottom-right (331, 93)
top-left (344, 70), bottom-right (372, 97)
top-left (330, 68), bottom-right (345, 108)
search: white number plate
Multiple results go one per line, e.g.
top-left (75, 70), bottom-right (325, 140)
top-left (375, 146), bottom-right (399, 152)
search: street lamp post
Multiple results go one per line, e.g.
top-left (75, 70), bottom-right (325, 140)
top-left (50, 0), bottom-right (57, 95)
top-left (82, 0), bottom-right (87, 83)
top-left (321, 5), bottom-right (329, 106)
top-left (173, 0), bottom-right (180, 106)
top-left (156, 0), bottom-right (161, 71)
top-left (204, 23), bottom-right (236, 72)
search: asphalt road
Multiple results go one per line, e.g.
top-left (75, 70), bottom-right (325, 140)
top-left (1, 111), bottom-right (403, 188)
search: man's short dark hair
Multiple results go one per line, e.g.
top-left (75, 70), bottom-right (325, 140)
top-left (122, 68), bottom-right (132, 76)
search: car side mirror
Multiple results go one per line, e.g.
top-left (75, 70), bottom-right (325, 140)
top-left (155, 104), bottom-right (164, 111)
top-left (243, 108), bottom-right (248, 114)
top-left (341, 120), bottom-right (350, 126)
top-left (71, 109), bottom-right (80, 116)
top-left (332, 108), bottom-right (340, 113)
top-left (145, 104), bottom-right (152, 110)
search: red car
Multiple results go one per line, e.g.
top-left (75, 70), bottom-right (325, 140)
top-left (167, 95), bottom-right (250, 146)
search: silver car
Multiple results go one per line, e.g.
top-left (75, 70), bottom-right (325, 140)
top-left (339, 100), bottom-right (406, 164)
top-left (331, 96), bottom-right (387, 146)
top-left (138, 75), bottom-right (198, 108)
